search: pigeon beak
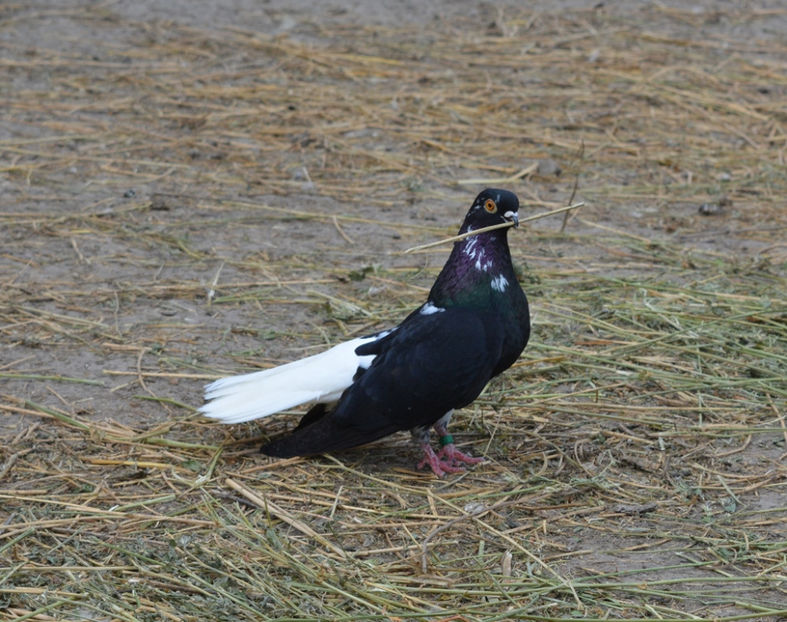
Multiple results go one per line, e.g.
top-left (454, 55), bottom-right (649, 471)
top-left (504, 211), bottom-right (519, 228)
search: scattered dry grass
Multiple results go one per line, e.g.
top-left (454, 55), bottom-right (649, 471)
top-left (1, 3), bottom-right (785, 620)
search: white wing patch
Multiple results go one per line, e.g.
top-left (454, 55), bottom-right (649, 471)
top-left (420, 301), bottom-right (445, 315)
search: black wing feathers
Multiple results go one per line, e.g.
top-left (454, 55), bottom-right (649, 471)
top-left (260, 308), bottom-right (505, 457)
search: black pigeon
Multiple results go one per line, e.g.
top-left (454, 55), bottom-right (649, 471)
top-left (201, 189), bottom-right (530, 476)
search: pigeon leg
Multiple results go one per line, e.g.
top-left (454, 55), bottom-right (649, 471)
top-left (417, 442), bottom-right (465, 477)
top-left (434, 422), bottom-right (483, 466)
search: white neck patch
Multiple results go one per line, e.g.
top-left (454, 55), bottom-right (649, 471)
top-left (491, 274), bottom-right (509, 292)
top-left (462, 232), bottom-right (492, 272)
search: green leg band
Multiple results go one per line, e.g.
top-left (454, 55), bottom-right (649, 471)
top-left (439, 434), bottom-right (454, 447)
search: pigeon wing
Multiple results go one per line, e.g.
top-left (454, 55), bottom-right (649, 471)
top-left (261, 307), bottom-right (505, 457)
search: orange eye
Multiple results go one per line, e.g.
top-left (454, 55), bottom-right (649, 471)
top-left (484, 198), bottom-right (497, 213)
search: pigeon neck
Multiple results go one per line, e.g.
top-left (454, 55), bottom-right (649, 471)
top-left (428, 228), bottom-right (515, 308)
top-left (457, 226), bottom-right (510, 272)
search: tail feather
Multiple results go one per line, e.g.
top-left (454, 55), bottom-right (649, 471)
top-left (261, 410), bottom-right (398, 457)
top-left (199, 335), bottom-right (378, 424)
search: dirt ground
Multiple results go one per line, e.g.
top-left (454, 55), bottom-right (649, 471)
top-left (1, 1), bottom-right (785, 620)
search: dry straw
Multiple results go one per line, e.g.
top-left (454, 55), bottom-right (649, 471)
top-left (403, 202), bottom-right (585, 254)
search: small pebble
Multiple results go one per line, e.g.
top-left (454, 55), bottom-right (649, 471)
top-left (698, 202), bottom-right (722, 215)
top-left (150, 194), bottom-right (169, 211)
top-left (537, 158), bottom-right (561, 177)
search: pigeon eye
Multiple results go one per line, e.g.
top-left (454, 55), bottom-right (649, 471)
top-left (483, 199), bottom-right (497, 213)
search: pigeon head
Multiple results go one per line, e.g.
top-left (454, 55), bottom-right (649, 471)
top-left (427, 188), bottom-right (523, 310)
top-left (459, 188), bottom-right (520, 234)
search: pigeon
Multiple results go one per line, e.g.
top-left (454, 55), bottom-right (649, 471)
top-left (200, 188), bottom-right (530, 476)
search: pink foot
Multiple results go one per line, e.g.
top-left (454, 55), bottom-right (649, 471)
top-left (417, 444), bottom-right (466, 478)
top-left (437, 443), bottom-right (483, 466)
top-left (416, 441), bottom-right (483, 477)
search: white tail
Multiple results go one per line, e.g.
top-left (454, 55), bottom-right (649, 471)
top-left (200, 335), bottom-right (381, 424)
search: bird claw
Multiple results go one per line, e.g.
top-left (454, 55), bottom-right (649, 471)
top-left (437, 443), bottom-right (484, 466)
top-left (417, 443), bottom-right (482, 477)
